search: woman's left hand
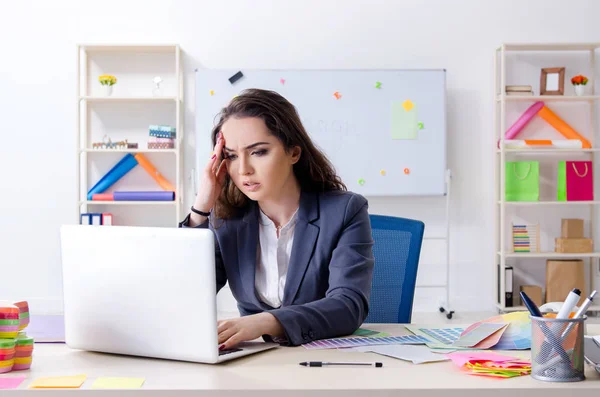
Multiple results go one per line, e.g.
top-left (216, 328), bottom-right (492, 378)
top-left (217, 312), bottom-right (284, 350)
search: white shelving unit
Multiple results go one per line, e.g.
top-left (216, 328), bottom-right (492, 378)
top-left (494, 43), bottom-right (600, 313)
top-left (77, 44), bottom-right (183, 227)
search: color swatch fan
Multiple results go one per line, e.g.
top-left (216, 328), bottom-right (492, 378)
top-left (463, 311), bottom-right (531, 350)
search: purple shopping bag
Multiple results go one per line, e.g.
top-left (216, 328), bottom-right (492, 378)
top-left (566, 161), bottom-right (593, 201)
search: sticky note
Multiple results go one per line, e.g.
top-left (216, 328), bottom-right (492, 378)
top-left (280, 78), bottom-right (286, 85)
top-left (380, 170), bottom-right (386, 176)
top-left (209, 90), bottom-right (215, 96)
top-left (402, 100), bottom-right (414, 112)
top-left (0, 376), bottom-right (26, 389)
top-left (391, 101), bottom-right (418, 140)
top-left (228, 71), bottom-right (244, 84)
top-left (333, 91), bottom-right (342, 100)
top-left (404, 168), bottom-right (410, 175)
top-left (418, 122), bottom-right (424, 130)
top-left (375, 81), bottom-right (382, 89)
top-left (29, 374), bottom-right (87, 389)
top-left (92, 377), bottom-right (145, 389)
top-left (358, 178), bottom-right (365, 186)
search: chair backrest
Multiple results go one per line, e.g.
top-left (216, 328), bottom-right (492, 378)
top-left (364, 214), bottom-right (425, 324)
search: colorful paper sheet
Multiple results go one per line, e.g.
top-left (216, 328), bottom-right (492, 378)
top-left (391, 100), bottom-right (418, 140)
top-left (452, 323), bottom-right (508, 348)
top-left (448, 352), bottom-right (531, 378)
top-left (352, 328), bottom-right (390, 338)
top-left (367, 345), bottom-right (450, 365)
top-left (29, 374), bottom-right (87, 389)
top-left (92, 377), bottom-right (145, 389)
top-left (0, 376), bottom-right (26, 389)
top-left (404, 325), bottom-right (466, 349)
top-left (302, 335), bottom-right (428, 350)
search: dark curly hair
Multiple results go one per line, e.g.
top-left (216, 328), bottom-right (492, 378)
top-left (210, 88), bottom-right (346, 219)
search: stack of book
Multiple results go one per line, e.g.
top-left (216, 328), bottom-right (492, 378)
top-left (505, 85), bottom-right (533, 96)
top-left (148, 125), bottom-right (176, 149)
top-left (512, 223), bottom-right (540, 253)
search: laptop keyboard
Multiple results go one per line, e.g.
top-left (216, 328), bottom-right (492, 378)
top-left (219, 348), bottom-right (243, 356)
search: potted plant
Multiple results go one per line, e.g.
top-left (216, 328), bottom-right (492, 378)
top-left (98, 75), bottom-right (117, 96)
top-left (571, 74), bottom-right (588, 96)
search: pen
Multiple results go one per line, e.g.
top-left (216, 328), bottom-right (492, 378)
top-left (299, 361), bottom-right (383, 367)
top-left (561, 290), bottom-right (596, 341)
top-left (520, 291), bottom-right (572, 365)
top-left (556, 288), bottom-right (581, 320)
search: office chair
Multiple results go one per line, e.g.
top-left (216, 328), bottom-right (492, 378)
top-left (364, 214), bottom-right (425, 324)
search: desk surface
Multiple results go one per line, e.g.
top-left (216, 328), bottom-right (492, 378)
top-left (3, 324), bottom-right (600, 396)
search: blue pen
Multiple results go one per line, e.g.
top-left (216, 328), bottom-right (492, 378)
top-left (520, 291), bottom-right (572, 365)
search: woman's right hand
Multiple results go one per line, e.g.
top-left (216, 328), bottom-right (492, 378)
top-left (193, 131), bottom-right (228, 213)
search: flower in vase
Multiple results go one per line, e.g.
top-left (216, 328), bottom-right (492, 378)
top-left (570, 75), bottom-right (588, 85)
top-left (99, 75), bottom-right (117, 86)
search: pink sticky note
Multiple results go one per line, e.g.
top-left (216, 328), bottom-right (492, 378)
top-left (0, 376), bottom-right (26, 389)
top-left (280, 78), bottom-right (285, 85)
top-left (447, 352), bottom-right (520, 367)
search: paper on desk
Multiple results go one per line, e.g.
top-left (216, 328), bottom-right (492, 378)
top-left (0, 376), bottom-right (26, 390)
top-left (593, 335), bottom-right (600, 346)
top-left (447, 352), bottom-right (531, 378)
top-left (92, 377), bottom-right (145, 389)
top-left (447, 352), bottom-right (523, 367)
top-left (366, 345), bottom-right (450, 364)
top-left (452, 323), bottom-right (508, 348)
top-left (29, 374), bottom-right (87, 389)
top-left (352, 328), bottom-right (390, 338)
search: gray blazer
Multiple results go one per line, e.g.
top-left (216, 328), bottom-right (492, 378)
top-left (180, 190), bottom-right (374, 346)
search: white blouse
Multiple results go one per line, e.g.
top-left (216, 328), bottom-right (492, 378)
top-left (254, 208), bottom-right (299, 308)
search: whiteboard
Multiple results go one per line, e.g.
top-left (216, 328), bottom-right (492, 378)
top-left (195, 69), bottom-right (447, 196)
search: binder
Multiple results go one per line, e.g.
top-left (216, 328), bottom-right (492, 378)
top-left (90, 213), bottom-right (102, 225)
top-left (101, 213), bottom-right (113, 226)
top-left (505, 266), bottom-right (514, 307)
top-left (80, 213), bottom-right (91, 225)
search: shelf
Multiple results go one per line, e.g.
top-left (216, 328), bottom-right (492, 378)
top-left (498, 251), bottom-right (600, 259)
top-left (496, 303), bottom-right (600, 312)
top-left (81, 44), bottom-right (178, 54)
top-left (497, 148), bottom-right (600, 153)
top-left (500, 43), bottom-right (600, 52)
top-left (496, 95), bottom-right (599, 102)
top-left (81, 149), bottom-right (177, 154)
top-left (79, 96), bottom-right (177, 103)
top-left (499, 201), bottom-right (600, 206)
top-left (80, 201), bottom-right (177, 206)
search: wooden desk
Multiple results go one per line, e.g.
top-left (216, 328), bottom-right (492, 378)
top-left (3, 324), bottom-right (600, 396)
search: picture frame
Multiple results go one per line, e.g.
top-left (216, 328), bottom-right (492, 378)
top-left (540, 67), bottom-right (565, 95)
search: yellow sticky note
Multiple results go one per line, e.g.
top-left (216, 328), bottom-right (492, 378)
top-left (92, 377), bottom-right (145, 389)
top-left (29, 374), bottom-right (87, 389)
top-left (209, 90), bottom-right (215, 96)
top-left (402, 99), bottom-right (414, 112)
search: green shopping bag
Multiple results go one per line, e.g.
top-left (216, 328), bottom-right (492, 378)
top-left (557, 160), bottom-right (566, 201)
top-left (505, 161), bottom-right (539, 201)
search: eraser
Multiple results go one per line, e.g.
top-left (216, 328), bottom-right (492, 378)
top-left (228, 71), bottom-right (244, 84)
top-left (0, 313), bottom-right (18, 320)
top-left (0, 319), bottom-right (19, 326)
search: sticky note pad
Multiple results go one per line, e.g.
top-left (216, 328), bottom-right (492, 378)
top-left (391, 101), bottom-right (418, 140)
top-left (92, 377), bottom-right (145, 389)
top-left (0, 376), bottom-right (26, 389)
top-left (29, 374), bottom-right (87, 389)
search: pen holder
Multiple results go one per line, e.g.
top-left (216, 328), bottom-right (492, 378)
top-left (530, 315), bottom-right (586, 382)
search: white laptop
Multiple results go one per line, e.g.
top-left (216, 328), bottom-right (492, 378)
top-left (59, 225), bottom-right (278, 363)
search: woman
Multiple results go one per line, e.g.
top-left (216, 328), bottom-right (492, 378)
top-left (180, 88), bottom-right (374, 349)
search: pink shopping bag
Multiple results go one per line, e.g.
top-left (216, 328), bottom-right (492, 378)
top-left (566, 161), bottom-right (593, 201)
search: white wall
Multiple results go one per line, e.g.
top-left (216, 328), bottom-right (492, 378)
top-left (1, 0), bottom-right (599, 314)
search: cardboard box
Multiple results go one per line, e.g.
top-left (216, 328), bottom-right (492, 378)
top-left (555, 238), bottom-right (593, 253)
top-left (561, 218), bottom-right (584, 239)
top-left (546, 259), bottom-right (586, 306)
top-left (520, 285), bottom-right (543, 307)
